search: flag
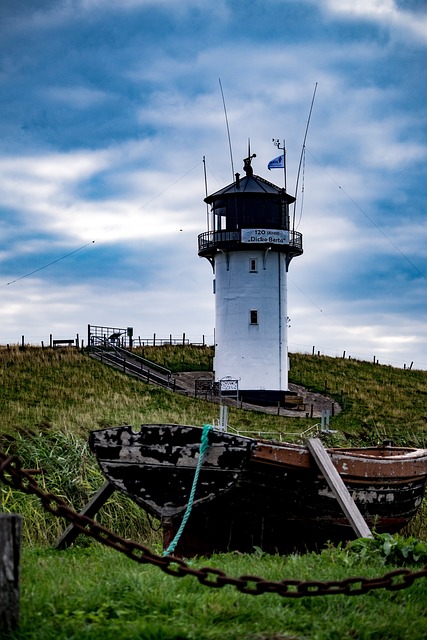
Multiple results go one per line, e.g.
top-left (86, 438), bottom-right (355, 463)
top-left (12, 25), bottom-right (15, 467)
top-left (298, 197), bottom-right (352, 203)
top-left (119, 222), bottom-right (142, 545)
top-left (268, 154), bottom-right (284, 170)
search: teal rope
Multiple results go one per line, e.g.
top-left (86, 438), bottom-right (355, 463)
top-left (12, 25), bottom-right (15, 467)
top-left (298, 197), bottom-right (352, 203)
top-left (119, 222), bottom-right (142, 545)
top-left (162, 424), bottom-right (213, 557)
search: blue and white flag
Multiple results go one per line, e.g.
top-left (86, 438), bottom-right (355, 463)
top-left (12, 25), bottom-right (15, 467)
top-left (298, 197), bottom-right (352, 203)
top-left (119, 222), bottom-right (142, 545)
top-left (268, 154), bottom-right (285, 170)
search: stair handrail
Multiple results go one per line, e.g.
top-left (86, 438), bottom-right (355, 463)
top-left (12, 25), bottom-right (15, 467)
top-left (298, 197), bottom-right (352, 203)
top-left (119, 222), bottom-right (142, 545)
top-left (89, 337), bottom-right (172, 381)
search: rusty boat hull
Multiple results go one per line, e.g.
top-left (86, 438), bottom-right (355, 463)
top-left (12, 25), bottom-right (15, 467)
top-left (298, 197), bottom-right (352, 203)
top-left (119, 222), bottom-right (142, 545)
top-left (89, 424), bottom-right (427, 556)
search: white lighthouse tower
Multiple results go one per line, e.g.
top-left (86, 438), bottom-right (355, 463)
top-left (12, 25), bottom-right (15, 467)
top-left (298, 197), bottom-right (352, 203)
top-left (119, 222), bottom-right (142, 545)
top-left (198, 152), bottom-right (303, 405)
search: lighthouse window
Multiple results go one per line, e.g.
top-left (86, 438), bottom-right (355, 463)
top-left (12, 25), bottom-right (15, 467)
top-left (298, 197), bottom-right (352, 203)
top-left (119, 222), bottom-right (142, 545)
top-left (249, 309), bottom-right (258, 325)
top-left (249, 258), bottom-right (257, 273)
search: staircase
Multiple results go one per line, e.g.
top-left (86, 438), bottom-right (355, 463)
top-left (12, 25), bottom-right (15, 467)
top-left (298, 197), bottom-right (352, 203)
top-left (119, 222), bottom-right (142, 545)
top-left (89, 341), bottom-right (186, 392)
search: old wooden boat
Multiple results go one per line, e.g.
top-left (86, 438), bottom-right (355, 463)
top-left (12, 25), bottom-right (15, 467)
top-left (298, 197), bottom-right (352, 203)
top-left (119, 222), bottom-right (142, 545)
top-left (89, 424), bottom-right (427, 556)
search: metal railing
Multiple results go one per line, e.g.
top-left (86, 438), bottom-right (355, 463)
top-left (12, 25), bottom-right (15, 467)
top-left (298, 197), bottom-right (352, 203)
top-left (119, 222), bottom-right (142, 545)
top-left (198, 230), bottom-right (240, 251)
top-left (198, 229), bottom-right (303, 253)
top-left (89, 339), bottom-right (174, 389)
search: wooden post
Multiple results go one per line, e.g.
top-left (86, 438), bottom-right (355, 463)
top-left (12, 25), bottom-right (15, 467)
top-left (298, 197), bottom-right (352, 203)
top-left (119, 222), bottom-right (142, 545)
top-left (307, 438), bottom-right (373, 539)
top-left (0, 514), bottom-right (22, 634)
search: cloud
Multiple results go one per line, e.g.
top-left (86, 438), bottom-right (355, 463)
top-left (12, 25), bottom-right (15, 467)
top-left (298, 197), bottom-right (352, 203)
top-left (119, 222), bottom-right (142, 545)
top-left (288, 296), bottom-right (427, 369)
top-left (0, 0), bottom-right (426, 372)
top-left (0, 266), bottom-right (214, 347)
top-left (44, 85), bottom-right (112, 109)
top-left (2, 0), bottom-right (229, 33)
top-left (323, 0), bottom-right (427, 44)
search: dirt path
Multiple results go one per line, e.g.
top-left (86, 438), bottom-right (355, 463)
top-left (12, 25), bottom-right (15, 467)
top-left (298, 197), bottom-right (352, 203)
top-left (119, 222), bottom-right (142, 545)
top-left (173, 371), bottom-right (340, 419)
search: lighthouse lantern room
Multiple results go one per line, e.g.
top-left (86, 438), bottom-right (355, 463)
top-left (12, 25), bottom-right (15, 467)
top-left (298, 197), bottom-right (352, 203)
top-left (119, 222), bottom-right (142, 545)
top-left (198, 152), bottom-right (303, 405)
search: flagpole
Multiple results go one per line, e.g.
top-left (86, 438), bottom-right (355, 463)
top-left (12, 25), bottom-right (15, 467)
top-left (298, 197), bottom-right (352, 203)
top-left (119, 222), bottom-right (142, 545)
top-left (272, 138), bottom-right (286, 190)
top-left (283, 139), bottom-right (286, 192)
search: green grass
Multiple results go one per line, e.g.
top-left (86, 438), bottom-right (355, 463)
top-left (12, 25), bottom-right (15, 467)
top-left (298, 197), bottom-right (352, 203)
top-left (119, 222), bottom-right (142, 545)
top-left (134, 344), bottom-right (214, 373)
top-left (288, 353), bottom-right (427, 447)
top-left (1, 345), bottom-right (427, 543)
top-left (8, 544), bottom-right (427, 640)
top-left (1, 345), bottom-right (427, 638)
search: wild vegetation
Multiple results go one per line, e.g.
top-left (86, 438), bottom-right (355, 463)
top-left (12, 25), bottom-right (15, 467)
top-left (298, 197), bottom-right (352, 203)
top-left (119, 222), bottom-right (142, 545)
top-left (1, 344), bottom-right (427, 544)
top-left (1, 344), bottom-right (427, 639)
top-left (289, 352), bottom-right (427, 448)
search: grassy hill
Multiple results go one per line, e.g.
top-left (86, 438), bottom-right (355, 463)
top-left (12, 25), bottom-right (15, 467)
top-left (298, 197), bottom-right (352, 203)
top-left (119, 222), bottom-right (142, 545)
top-left (2, 345), bottom-right (427, 640)
top-left (1, 344), bottom-right (426, 544)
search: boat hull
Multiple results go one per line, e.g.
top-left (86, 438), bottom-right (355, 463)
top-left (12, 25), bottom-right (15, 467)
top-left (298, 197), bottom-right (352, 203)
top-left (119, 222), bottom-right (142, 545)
top-left (89, 424), bottom-right (427, 556)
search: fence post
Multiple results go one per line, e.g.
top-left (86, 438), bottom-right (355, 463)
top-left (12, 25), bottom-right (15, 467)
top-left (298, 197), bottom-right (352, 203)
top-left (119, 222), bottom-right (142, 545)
top-left (0, 514), bottom-right (22, 635)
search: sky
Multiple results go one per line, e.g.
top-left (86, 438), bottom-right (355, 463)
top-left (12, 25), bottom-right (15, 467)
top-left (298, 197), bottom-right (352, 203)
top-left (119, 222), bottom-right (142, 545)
top-left (1, 0), bottom-right (426, 371)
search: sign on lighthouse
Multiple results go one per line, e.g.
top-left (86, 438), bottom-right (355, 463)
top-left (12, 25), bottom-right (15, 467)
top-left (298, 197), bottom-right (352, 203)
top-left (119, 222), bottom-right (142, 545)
top-left (198, 152), bottom-right (303, 405)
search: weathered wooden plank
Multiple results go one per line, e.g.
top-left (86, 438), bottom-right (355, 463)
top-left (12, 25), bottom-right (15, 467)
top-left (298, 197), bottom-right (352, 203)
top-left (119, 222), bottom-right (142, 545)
top-left (0, 514), bottom-right (22, 635)
top-left (54, 481), bottom-right (115, 550)
top-left (253, 441), bottom-right (427, 477)
top-left (307, 438), bottom-right (373, 539)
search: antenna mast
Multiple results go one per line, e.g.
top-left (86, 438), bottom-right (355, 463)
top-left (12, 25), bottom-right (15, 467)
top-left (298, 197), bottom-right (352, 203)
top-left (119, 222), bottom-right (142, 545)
top-left (203, 155), bottom-right (210, 232)
top-left (219, 78), bottom-right (235, 182)
top-left (293, 82), bottom-right (318, 231)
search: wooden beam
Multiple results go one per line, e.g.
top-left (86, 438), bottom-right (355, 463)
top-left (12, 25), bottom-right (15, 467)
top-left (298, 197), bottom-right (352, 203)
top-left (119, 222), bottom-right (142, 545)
top-left (54, 481), bottom-right (115, 550)
top-left (307, 437), bottom-right (373, 539)
top-left (0, 514), bottom-right (22, 634)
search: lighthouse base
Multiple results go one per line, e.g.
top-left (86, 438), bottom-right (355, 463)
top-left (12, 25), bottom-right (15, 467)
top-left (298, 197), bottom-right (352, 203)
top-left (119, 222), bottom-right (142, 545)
top-left (238, 389), bottom-right (299, 407)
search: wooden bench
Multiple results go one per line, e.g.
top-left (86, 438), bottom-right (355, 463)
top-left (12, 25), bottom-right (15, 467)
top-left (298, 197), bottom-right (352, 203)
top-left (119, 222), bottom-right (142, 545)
top-left (284, 395), bottom-right (306, 410)
top-left (53, 339), bottom-right (74, 348)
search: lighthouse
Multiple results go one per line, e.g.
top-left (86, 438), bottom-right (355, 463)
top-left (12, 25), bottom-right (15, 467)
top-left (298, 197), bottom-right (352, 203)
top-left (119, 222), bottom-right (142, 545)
top-left (198, 151), bottom-right (303, 405)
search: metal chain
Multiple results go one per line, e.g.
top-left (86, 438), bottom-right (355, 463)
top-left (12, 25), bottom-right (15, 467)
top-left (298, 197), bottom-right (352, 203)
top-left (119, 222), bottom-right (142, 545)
top-left (1, 451), bottom-right (426, 598)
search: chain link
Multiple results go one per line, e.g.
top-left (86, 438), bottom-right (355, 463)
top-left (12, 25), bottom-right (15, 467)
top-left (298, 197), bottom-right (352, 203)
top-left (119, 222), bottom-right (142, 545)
top-left (1, 451), bottom-right (426, 598)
